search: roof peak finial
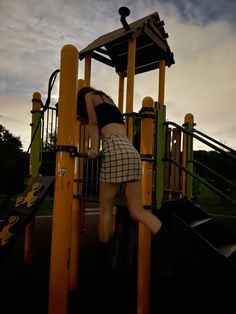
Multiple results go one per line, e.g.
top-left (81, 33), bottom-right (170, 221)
top-left (118, 6), bottom-right (130, 31)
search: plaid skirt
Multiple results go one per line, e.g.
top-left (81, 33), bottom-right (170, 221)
top-left (100, 134), bottom-right (142, 183)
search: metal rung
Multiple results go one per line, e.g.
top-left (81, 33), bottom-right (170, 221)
top-left (218, 244), bottom-right (236, 258)
top-left (190, 217), bottom-right (213, 228)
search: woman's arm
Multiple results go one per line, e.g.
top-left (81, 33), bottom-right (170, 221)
top-left (85, 93), bottom-right (99, 157)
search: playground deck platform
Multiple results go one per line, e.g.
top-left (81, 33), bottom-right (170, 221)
top-left (0, 211), bottom-right (235, 314)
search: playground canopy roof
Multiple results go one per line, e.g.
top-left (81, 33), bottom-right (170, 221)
top-left (79, 12), bottom-right (175, 76)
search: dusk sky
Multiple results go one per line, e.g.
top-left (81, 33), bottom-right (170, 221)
top-left (0, 0), bottom-right (236, 151)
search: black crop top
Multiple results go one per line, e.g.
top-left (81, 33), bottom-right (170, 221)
top-left (95, 102), bottom-right (124, 130)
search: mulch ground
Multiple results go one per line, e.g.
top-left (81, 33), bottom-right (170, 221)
top-left (0, 213), bottom-right (235, 314)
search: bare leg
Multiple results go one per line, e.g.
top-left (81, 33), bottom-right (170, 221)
top-left (124, 180), bottom-right (162, 233)
top-left (99, 181), bottom-right (119, 242)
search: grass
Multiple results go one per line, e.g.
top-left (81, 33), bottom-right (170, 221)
top-left (36, 198), bottom-right (99, 216)
top-left (1, 179), bottom-right (235, 219)
top-left (0, 193), bottom-right (99, 219)
top-left (193, 182), bottom-right (236, 216)
top-left (36, 196), bottom-right (54, 216)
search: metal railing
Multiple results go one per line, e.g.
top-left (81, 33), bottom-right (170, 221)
top-left (164, 121), bottom-right (236, 206)
top-left (41, 106), bottom-right (57, 152)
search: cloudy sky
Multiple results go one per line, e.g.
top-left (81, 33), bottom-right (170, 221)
top-left (0, 0), bottom-right (236, 151)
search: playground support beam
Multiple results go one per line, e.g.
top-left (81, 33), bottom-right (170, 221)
top-left (158, 60), bottom-right (165, 105)
top-left (84, 56), bottom-right (91, 152)
top-left (48, 44), bottom-right (79, 314)
top-left (29, 92), bottom-right (42, 178)
top-left (82, 57), bottom-right (92, 229)
top-left (84, 56), bottom-right (91, 86)
top-left (24, 92), bottom-right (42, 265)
top-left (138, 96), bottom-right (155, 314)
top-left (118, 72), bottom-right (125, 113)
top-left (77, 79), bottom-right (87, 234)
top-left (156, 60), bottom-right (166, 209)
top-left (83, 57), bottom-right (91, 162)
top-left (126, 37), bottom-right (136, 140)
top-left (68, 79), bottom-right (86, 291)
top-left (182, 113), bottom-right (194, 199)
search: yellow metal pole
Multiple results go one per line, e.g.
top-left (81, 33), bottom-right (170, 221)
top-left (68, 79), bottom-right (86, 291)
top-left (79, 123), bottom-right (86, 230)
top-left (173, 129), bottom-right (181, 192)
top-left (158, 60), bottom-right (166, 106)
top-left (29, 92), bottom-right (42, 177)
top-left (84, 56), bottom-right (91, 151)
top-left (138, 96), bottom-right (154, 314)
top-left (126, 37), bottom-right (136, 140)
top-left (182, 113), bottom-right (194, 198)
top-left (187, 113), bottom-right (194, 199)
top-left (24, 92), bottom-right (42, 265)
top-left (118, 72), bottom-right (125, 113)
top-left (84, 56), bottom-right (91, 86)
top-left (48, 44), bottom-right (79, 314)
top-left (24, 218), bottom-right (35, 265)
top-left (164, 129), bottom-right (171, 192)
top-left (155, 60), bottom-right (166, 209)
top-left (83, 52), bottom-right (91, 182)
top-left (182, 131), bottom-right (187, 197)
top-left (82, 57), bottom-right (92, 229)
top-left (76, 80), bottom-right (87, 234)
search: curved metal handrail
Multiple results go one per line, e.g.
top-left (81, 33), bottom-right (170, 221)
top-left (164, 121), bottom-right (236, 206)
top-left (164, 157), bottom-right (236, 206)
top-left (165, 121), bottom-right (236, 161)
top-left (193, 128), bottom-right (235, 154)
top-left (190, 159), bottom-right (236, 190)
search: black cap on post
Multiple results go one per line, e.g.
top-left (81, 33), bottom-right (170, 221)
top-left (118, 6), bottom-right (130, 31)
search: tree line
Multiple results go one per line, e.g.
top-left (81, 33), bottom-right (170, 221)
top-left (0, 124), bottom-right (28, 195)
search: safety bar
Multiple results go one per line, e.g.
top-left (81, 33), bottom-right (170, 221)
top-left (72, 151), bottom-right (155, 162)
top-left (164, 157), bottom-right (236, 206)
top-left (194, 128), bottom-right (236, 154)
top-left (165, 121), bottom-right (236, 161)
top-left (190, 159), bottom-right (236, 189)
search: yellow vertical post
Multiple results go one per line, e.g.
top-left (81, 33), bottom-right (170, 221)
top-left (29, 92), bottom-right (42, 178)
top-left (126, 37), bottom-right (136, 140)
top-left (24, 218), bottom-right (35, 265)
top-left (48, 44), bottom-right (79, 314)
top-left (182, 113), bottom-right (194, 199)
top-left (76, 80), bottom-right (87, 234)
top-left (182, 130), bottom-right (187, 197)
top-left (155, 60), bottom-right (166, 209)
top-left (158, 60), bottom-right (166, 105)
top-left (138, 96), bottom-right (154, 314)
top-left (173, 129), bottom-right (181, 193)
top-left (164, 128), bottom-right (171, 192)
top-left (69, 147), bottom-right (80, 291)
top-left (118, 72), bottom-right (125, 113)
top-left (84, 56), bottom-right (91, 86)
top-left (24, 92), bottom-right (42, 265)
top-left (68, 79), bottom-right (86, 291)
top-left (81, 57), bottom-right (92, 228)
top-left (187, 114), bottom-right (194, 199)
top-left (84, 56), bottom-right (91, 150)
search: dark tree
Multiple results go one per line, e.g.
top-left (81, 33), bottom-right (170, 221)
top-left (193, 150), bottom-right (236, 195)
top-left (0, 124), bottom-right (29, 195)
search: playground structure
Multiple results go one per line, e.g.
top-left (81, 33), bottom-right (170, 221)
top-left (0, 7), bottom-right (236, 314)
top-left (47, 9), bottom-right (175, 313)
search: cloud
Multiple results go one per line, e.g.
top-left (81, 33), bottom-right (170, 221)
top-left (164, 18), bottom-right (236, 146)
top-left (0, 95), bottom-right (31, 149)
top-left (158, 0), bottom-right (236, 25)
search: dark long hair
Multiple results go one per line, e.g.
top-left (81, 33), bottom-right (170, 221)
top-left (77, 86), bottom-right (114, 123)
top-left (77, 87), bottom-right (94, 123)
